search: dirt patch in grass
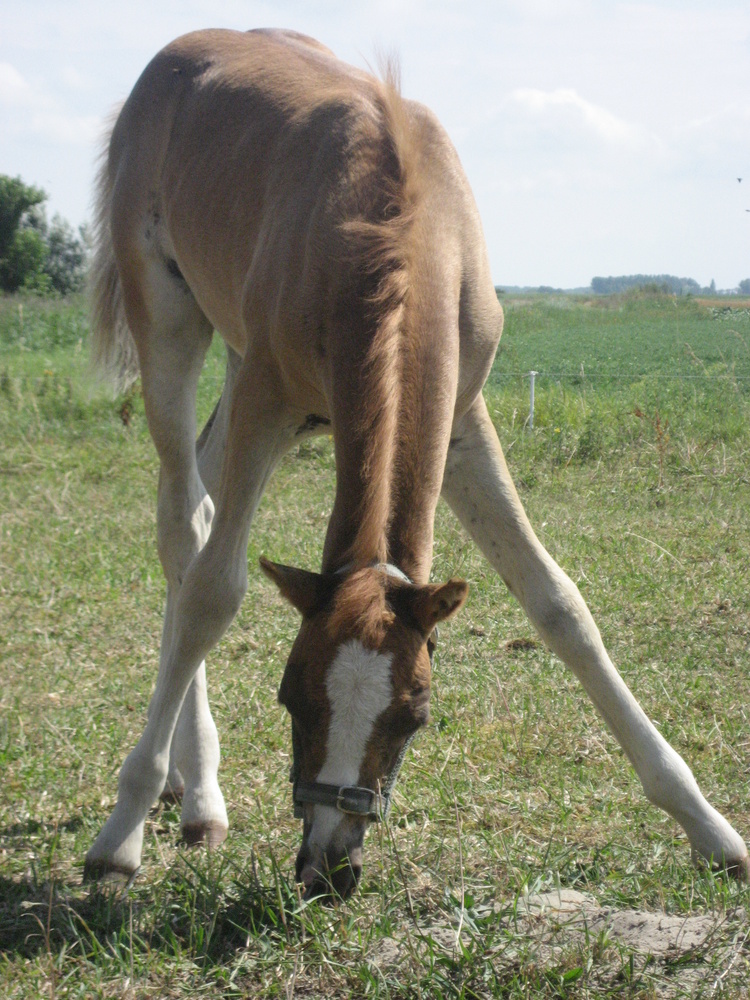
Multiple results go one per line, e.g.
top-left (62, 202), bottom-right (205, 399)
top-left (370, 889), bottom-right (750, 998)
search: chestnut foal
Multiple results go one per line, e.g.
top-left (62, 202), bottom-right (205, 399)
top-left (85, 28), bottom-right (748, 898)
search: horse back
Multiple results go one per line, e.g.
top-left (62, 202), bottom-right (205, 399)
top-left (104, 28), bottom-right (502, 415)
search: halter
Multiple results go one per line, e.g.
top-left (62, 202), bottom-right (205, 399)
top-left (289, 562), bottom-right (436, 822)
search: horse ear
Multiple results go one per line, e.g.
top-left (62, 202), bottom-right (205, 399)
top-left (259, 557), bottom-right (334, 617)
top-left (404, 579), bottom-right (469, 635)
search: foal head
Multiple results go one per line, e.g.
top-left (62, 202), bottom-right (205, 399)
top-left (260, 558), bottom-right (468, 900)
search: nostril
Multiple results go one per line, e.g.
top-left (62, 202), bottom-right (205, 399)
top-left (295, 854), bottom-right (306, 884)
top-left (298, 860), bottom-right (358, 902)
top-left (297, 848), bottom-right (331, 900)
top-left (347, 845), bottom-right (363, 881)
top-left (299, 863), bottom-right (319, 891)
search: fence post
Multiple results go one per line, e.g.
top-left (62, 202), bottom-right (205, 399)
top-left (528, 370), bottom-right (537, 429)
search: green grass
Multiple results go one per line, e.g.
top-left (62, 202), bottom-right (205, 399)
top-left (494, 289), bottom-right (750, 379)
top-left (1, 291), bottom-right (749, 997)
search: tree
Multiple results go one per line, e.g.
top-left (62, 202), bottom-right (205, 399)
top-left (591, 274), bottom-right (703, 296)
top-left (0, 174), bottom-right (88, 293)
top-left (0, 175), bottom-right (48, 292)
top-left (738, 279), bottom-right (750, 295)
top-left (43, 215), bottom-right (88, 293)
top-left (0, 228), bottom-right (48, 292)
top-left (0, 175), bottom-right (46, 258)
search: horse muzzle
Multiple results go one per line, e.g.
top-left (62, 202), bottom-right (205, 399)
top-left (296, 837), bottom-right (364, 901)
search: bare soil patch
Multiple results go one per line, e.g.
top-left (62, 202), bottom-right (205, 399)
top-left (371, 890), bottom-right (749, 997)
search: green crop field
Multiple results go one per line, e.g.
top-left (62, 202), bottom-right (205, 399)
top-left (494, 291), bottom-right (750, 379)
top-left (1, 291), bottom-right (749, 998)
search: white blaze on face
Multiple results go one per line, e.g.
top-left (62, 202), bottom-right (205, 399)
top-left (308, 639), bottom-right (394, 849)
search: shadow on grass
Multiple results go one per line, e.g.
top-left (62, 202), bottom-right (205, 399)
top-left (0, 852), bottom-right (303, 966)
top-left (0, 816), bottom-right (84, 840)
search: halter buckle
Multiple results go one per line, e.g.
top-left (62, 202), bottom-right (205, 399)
top-left (335, 785), bottom-right (379, 817)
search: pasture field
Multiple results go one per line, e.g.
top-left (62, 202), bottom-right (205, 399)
top-left (1, 291), bottom-right (750, 998)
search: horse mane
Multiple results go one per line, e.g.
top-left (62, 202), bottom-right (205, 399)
top-left (336, 59), bottom-right (423, 570)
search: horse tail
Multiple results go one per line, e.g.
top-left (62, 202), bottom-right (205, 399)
top-left (88, 112), bottom-right (140, 392)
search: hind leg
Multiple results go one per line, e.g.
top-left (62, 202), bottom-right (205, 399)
top-left (85, 328), bottom-right (294, 879)
top-left (163, 346), bottom-right (242, 845)
top-left (443, 395), bottom-right (748, 876)
top-left (85, 246), bottom-right (229, 875)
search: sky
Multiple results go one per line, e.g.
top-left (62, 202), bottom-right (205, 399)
top-left (1, 0), bottom-right (748, 290)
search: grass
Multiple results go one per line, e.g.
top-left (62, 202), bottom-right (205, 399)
top-left (493, 288), bottom-right (750, 379)
top-left (1, 290), bottom-right (749, 997)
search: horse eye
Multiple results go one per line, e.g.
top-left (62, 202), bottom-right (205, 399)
top-left (426, 629), bottom-right (438, 661)
top-left (278, 669), bottom-right (307, 716)
top-left (388, 708), bottom-right (421, 738)
top-left (389, 687), bottom-right (430, 737)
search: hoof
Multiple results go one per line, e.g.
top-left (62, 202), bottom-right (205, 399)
top-left (160, 783), bottom-right (185, 806)
top-left (181, 820), bottom-right (228, 849)
top-left (83, 857), bottom-right (139, 886)
top-left (725, 853), bottom-right (750, 882)
top-left (693, 848), bottom-right (750, 881)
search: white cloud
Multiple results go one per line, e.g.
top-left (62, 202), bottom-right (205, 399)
top-left (510, 87), bottom-right (643, 147)
top-left (0, 61), bottom-right (101, 146)
top-left (0, 62), bottom-right (35, 107)
top-left (29, 111), bottom-right (102, 145)
top-left (60, 66), bottom-right (90, 92)
top-left (2, 0), bottom-right (748, 287)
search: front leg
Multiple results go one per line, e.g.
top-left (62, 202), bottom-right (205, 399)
top-left (443, 394), bottom-right (748, 877)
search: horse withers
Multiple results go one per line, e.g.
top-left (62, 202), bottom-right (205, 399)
top-left (85, 28), bottom-right (748, 898)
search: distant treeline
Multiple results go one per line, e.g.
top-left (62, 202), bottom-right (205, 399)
top-left (592, 274), bottom-right (709, 296)
top-left (497, 275), bottom-right (750, 296)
